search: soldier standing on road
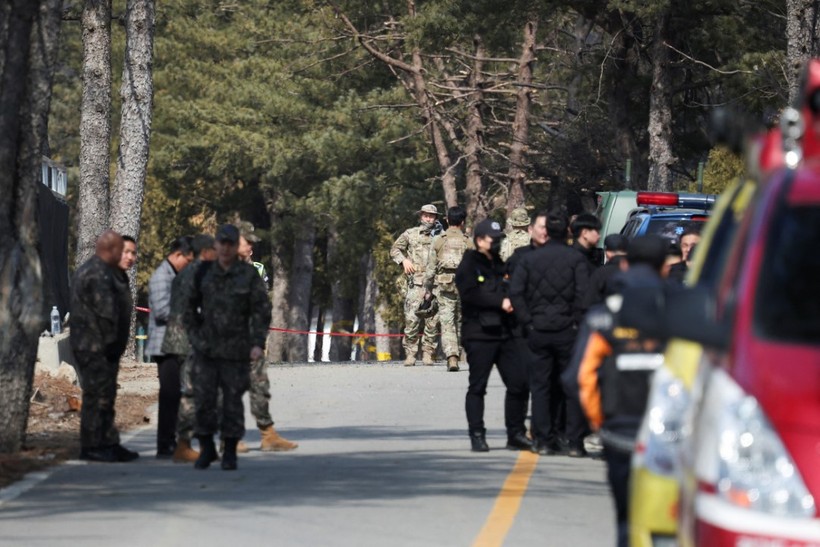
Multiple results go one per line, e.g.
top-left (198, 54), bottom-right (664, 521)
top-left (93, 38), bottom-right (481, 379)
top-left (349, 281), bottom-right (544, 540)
top-left (236, 220), bottom-right (299, 452)
top-left (455, 219), bottom-right (532, 452)
top-left (500, 207), bottom-right (531, 262)
top-left (423, 206), bottom-right (474, 372)
top-left (183, 225), bottom-right (271, 471)
top-left (160, 234), bottom-right (216, 463)
top-left (70, 230), bottom-right (139, 463)
top-left (391, 204), bottom-right (440, 366)
top-left (147, 237), bottom-right (194, 458)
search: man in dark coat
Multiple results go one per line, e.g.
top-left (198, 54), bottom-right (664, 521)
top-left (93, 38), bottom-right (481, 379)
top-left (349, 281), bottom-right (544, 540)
top-left (510, 210), bottom-right (590, 456)
top-left (70, 230), bottom-right (139, 463)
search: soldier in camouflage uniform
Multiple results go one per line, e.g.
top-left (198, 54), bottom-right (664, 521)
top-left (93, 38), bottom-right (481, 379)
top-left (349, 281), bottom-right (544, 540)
top-left (391, 204), bottom-right (440, 366)
top-left (424, 206), bottom-right (473, 372)
top-left (500, 208), bottom-right (531, 262)
top-left (183, 225), bottom-right (272, 471)
top-left (70, 230), bottom-right (139, 463)
top-left (236, 220), bottom-right (298, 452)
top-left (161, 234), bottom-right (216, 463)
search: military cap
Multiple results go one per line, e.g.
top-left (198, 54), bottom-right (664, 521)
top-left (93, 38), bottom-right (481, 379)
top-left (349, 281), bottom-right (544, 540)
top-left (216, 224), bottom-right (239, 244)
top-left (235, 220), bottom-right (261, 243)
top-left (417, 204), bottom-right (439, 215)
top-left (508, 207), bottom-right (530, 228)
top-left (474, 218), bottom-right (505, 238)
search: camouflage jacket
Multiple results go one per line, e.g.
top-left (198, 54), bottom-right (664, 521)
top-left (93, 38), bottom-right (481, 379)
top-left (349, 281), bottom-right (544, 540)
top-left (70, 256), bottom-right (131, 358)
top-left (182, 259), bottom-right (272, 360)
top-left (390, 225), bottom-right (434, 287)
top-left (160, 258), bottom-right (201, 356)
top-left (500, 229), bottom-right (531, 262)
top-left (424, 226), bottom-right (474, 293)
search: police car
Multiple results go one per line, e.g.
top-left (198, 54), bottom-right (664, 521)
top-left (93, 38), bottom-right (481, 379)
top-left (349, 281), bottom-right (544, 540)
top-left (619, 192), bottom-right (716, 245)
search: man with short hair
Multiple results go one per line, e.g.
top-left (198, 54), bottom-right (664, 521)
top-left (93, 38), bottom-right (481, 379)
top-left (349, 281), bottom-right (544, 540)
top-left (391, 204), bottom-right (440, 366)
top-left (668, 224), bottom-right (702, 283)
top-left (161, 234), bottom-right (215, 463)
top-left (510, 210), bottom-right (589, 456)
top-left (235, 220), bottom-right (298, 452)
top-left (500, 207), bottom-right (531, 262)
top-left (571, 212), bottom-right (602, 270)
top-left (584, 233), bottom-right (628, 308)
top-left (424, 206), bottom-right (474, 372)
top-left (119, 235), bottom-right (137, 271)
top-left (70, 230), bottom-right (139, 463)
top-left (184, 225), bottom-right (271, 471)
top-left (147, 236), bottom-right (194, 458)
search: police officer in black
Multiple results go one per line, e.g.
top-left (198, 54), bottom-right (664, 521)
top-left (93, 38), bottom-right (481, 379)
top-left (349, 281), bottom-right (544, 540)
top-left (455, 218), bottom-right (531, 452)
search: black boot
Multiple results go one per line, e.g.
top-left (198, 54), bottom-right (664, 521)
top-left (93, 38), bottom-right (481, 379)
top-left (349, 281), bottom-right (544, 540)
top-left (221, 438), bottom-right (238, 470)
top-left (506, 431), bottom-right (534, 451)
top-left (194, 435), bottom-right (218, 469)
top-left (469, 429), bottom-right (490, 452)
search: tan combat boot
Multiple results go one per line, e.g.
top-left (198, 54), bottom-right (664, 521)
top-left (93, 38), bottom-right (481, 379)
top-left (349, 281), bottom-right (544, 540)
top-left (172, 439), bottom-right (200, 463)
top-left (447, 356), bottom-right (460, 372)
top-left (422, 352), bottom-right (435, 366)
top-left (260, 425), bottom-right (299, 452)
top-left (403, 355), bottom-right (416, 366)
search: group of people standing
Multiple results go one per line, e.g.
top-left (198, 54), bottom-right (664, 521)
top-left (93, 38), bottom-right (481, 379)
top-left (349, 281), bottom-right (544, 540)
top-left (70, 221), bottom-right (297, 471)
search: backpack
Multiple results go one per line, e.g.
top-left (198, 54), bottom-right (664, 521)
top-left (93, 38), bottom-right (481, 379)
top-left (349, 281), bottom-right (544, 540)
top-left (438, 233), bottom-right (467, 270)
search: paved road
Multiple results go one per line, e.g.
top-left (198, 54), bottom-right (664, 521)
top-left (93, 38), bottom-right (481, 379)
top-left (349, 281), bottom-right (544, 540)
top-left (0, 363), bottom-right (615, 546)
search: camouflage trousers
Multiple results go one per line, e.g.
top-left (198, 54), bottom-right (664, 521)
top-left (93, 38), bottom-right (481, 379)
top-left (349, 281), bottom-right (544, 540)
top-left (75, 351), bottom-right (121, 448)
top-left (179, 354), bottom-right (273, 439)
top-left (403, 284), bottom-right (439, 357)
top-left (193, 354), bottom-right (250, 439)
top-left (176, 353), bottom-right (196, 442)
top-left (249, 356), bottom-right (273, 429)
top-left (434, 289), bottom-right (462, 359)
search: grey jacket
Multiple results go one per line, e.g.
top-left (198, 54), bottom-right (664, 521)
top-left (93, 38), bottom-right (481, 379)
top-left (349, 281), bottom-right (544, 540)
top-left (147, 258), bottom-right (177, 358)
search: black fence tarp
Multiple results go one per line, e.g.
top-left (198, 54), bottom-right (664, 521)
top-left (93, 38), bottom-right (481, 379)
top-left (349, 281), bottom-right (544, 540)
top-left (38, 185), bottom-right (70, 319)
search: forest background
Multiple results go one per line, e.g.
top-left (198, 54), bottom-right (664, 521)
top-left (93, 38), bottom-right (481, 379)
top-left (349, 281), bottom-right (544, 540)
top-left (2, 0), bottom-right (818, 454)
top-left (42, 0), bottom-right (811, 365)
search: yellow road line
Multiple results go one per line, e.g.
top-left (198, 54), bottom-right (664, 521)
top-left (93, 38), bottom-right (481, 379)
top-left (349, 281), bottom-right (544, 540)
top-left (472, 451), bottom-right (539, 547)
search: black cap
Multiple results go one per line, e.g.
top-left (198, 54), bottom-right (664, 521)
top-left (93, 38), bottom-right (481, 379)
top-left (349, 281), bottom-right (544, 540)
top-left (216, 224), bottom-right (239, 244)
top-left (604, 233), bottom-right (628, 252)
top-left (627, 235), bottom-right (668, 271)
top-left (474, 218), bottom-right (505, 238)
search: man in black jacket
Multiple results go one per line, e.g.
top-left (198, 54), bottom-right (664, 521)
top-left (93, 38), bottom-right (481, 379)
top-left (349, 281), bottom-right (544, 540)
top-left (510, 210), bottom-right (590, 455)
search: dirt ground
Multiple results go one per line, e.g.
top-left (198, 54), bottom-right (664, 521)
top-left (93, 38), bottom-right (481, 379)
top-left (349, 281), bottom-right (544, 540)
top-left (0, 360), bottom-right (159, 489)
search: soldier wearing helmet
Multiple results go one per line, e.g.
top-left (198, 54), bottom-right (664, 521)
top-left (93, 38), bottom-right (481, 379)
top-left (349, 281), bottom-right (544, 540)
top-left (390, 204), bottom-right (441, 366)
top-left (500, 207), bottom-right (531, 262)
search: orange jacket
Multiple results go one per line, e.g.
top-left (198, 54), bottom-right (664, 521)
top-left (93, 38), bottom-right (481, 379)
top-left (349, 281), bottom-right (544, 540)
top-left (577, 331), bottom-right (613, 431)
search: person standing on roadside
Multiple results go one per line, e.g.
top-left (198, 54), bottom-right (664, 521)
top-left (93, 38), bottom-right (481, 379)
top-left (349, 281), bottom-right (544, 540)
top-left (510, 210), bottom-right (589, 456)
top-left (570, 212), bottom-right (603, 270)
top-left (423, 206), bottom-right (474, 372)
top-left (499, 207), bottom-right (531, 262)
top-left (70, 230), bottom-right (139, 463)
top-left (391, 204), bottom-right (440, 366)
top-left (147, 236), bottom-right (194, 458)
top-left (455, 219), bottom-right (531, 452)
top-left (160, 234), bottom-right (216, 463)
top-left (118, 235), bottom-right (138, 272)
top-left (183, 225), bottom-right (271, 471)
top-left (235, 220), bottom-right (298, 452)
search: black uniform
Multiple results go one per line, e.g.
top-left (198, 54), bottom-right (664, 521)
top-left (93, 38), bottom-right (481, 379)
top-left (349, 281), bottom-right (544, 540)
top-left (509, 239), bottom-right (589, 453)
top-left (455, 249), bottom-right (529, 445)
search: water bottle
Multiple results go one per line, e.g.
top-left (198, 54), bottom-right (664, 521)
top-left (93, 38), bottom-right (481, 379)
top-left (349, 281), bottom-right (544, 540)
top-left (50, 306), bottom-right (61, 336)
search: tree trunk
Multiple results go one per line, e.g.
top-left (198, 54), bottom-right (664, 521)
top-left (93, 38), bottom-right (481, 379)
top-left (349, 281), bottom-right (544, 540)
top-left (507, 19), bottom-right (537, 211)
top-left (265, 196), bottom-right (288, 363)
top-left (374, 301), bottom-right (392, 361)
top-left (0, 0), bottom-right (62, 453)
top-left (110, 0), bottom-right (155, 357)
top-left (356, 253), bottom-right (377, 361)
top-left (462, 36), bottom-right (487, 225)
top-left (647, 9), bottom-right (674, 192)
top-left (312, 306), bottom-right (325, 362)
top-left (786, 0), bottom-right (820, 103)
top-left (285, 219), bottom-right (314, 362)
top-left (76, 0), bottom-right (112, 267)
top-left (327, 227), bottom-right (355, 362)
